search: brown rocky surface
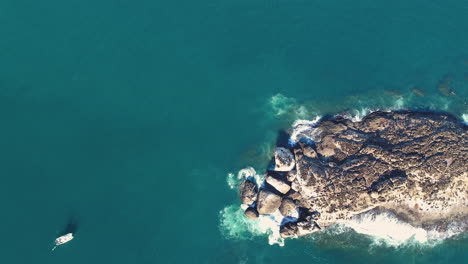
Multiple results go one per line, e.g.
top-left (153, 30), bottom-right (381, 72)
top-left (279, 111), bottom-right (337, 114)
top-left (239, 179), bottom-right (258, 205)
top-left (240, 111), bottom-right (468, 238)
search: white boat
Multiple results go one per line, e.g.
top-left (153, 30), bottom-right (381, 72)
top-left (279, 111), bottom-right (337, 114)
top-left (52, 233), bottom-right (74, 251)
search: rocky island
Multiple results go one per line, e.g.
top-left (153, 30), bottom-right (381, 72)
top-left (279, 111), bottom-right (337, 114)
top-left (239, 111), bottom-right (468, 238)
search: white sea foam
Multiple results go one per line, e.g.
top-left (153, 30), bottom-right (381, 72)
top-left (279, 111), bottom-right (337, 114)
top-left (463, 113), bottom-right (468, 124)
top-left (269, 93), bottom-right (298, 117)
top-left (336, 96), bottom-right (406, 122)
top-left (268, 93), bottom-right (311, 120)
top-left (223, 167), bottom-right (286, 246)
top-left (392, 96), bottom-right (405, 109)
top-left (337, 108), bottom-right (374, 122)
top-left (253, 210), bottom-right (285, 246)
top-left (340, 210), bottom-right (464, 247)
top-left (289, 116), bottom-right (322, 143)
top-left (344, 211), bottom-right (429, 246)
top-left (226, 167), bottom-right (263, 190)
top-left (219, 205), bottom-right (260, 240)
top-left (219, 204), bottom-right (285, 246)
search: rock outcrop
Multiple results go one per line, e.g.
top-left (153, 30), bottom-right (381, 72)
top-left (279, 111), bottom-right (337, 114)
top-left (240, 111), bottom-right (468, 238)
top-left (279, 198), bottom-right (297, 217)
top-left (274, 147), bottom-right (295, 171)
top-left (256, 190), bottom-right (282, 215)
top-left (265, 173), bottom-right (291, 194)
top-left (239, 179), bottom-right (258, 205)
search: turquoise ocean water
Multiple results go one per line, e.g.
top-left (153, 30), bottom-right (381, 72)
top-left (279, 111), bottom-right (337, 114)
top-left (0, 0), bottom-right (467, 263)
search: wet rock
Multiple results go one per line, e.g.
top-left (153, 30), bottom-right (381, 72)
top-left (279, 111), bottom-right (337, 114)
top-left (280, 222), bottom-right (298, 238)
top-left (297, 216), bottom-right (320, 236)
top-left (244, 207), bottom-right (259, 220)
top-left (239, 179), bottom-right (258, 205)
top-left (256, 189), bottom-right (282, 215)
top-left (274, 147), bottom-right (295, 171)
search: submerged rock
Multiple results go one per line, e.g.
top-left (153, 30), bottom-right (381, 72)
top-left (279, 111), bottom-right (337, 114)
top-left (239, 179), bottom-right (258, 205)
top-left (256, 189), bottom-right (282, 215)
top-left (240, 110), bottom-right (468, 238)
top-left (437, 74), bottom-right (456, 96)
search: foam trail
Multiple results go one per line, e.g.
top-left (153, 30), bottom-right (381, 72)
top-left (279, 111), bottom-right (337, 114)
top-left (463, 113), bottom-right (468, 124)
top-left (342, 211), bottom-right (464, 247)
top-left (269, 94), bottom-right (298, 117)
top-left (223, 167), bottom-right (285, 246)
top-left (256, 210), bottom-right (285, 246)
top-left (219, 205), bottom-right (285, 246)
top-left (344, 211), bottom-right (429, 246)
top-left (392, 96), bottom-right (405, 109)
top-left (268, 93), bottom-right (311, 120)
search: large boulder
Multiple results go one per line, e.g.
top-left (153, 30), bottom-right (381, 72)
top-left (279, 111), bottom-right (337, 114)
top-left (239, 179), bottom-right (258, 205)
top-left (256, 190), bottom-right (282, 215)
top-left (274, 147), bottom-right (295, 171)
top-left (265, 174), bottom-right (291, 194)
top-left (279, 198), bottom-right (297, 217)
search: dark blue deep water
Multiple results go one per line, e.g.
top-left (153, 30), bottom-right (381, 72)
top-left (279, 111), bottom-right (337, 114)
top-left (0, 0), bottom-right (467, 263)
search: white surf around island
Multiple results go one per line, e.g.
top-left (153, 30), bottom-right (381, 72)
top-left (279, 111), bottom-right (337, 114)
top-left (52, 233), bottom-right (74, 251)
top-left (220, 94), bottom-right (466, 247)
top-left (220, 95), bottom-right (467, 247)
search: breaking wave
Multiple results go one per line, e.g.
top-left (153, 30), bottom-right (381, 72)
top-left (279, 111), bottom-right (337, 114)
top-left (266, 92), bottom-right (467, 126)
top-left (289, 117), bottom-right (322, 144)
top-left (219, 205), bottom-right (285, 246)
top-left (338, 210), bottom-right (465, 247)
top-left (226, 167), bottom-right (260, 190)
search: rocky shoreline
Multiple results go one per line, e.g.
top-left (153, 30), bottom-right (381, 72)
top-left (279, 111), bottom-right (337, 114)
top-left (239, 111), bottom-right (468, 238)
